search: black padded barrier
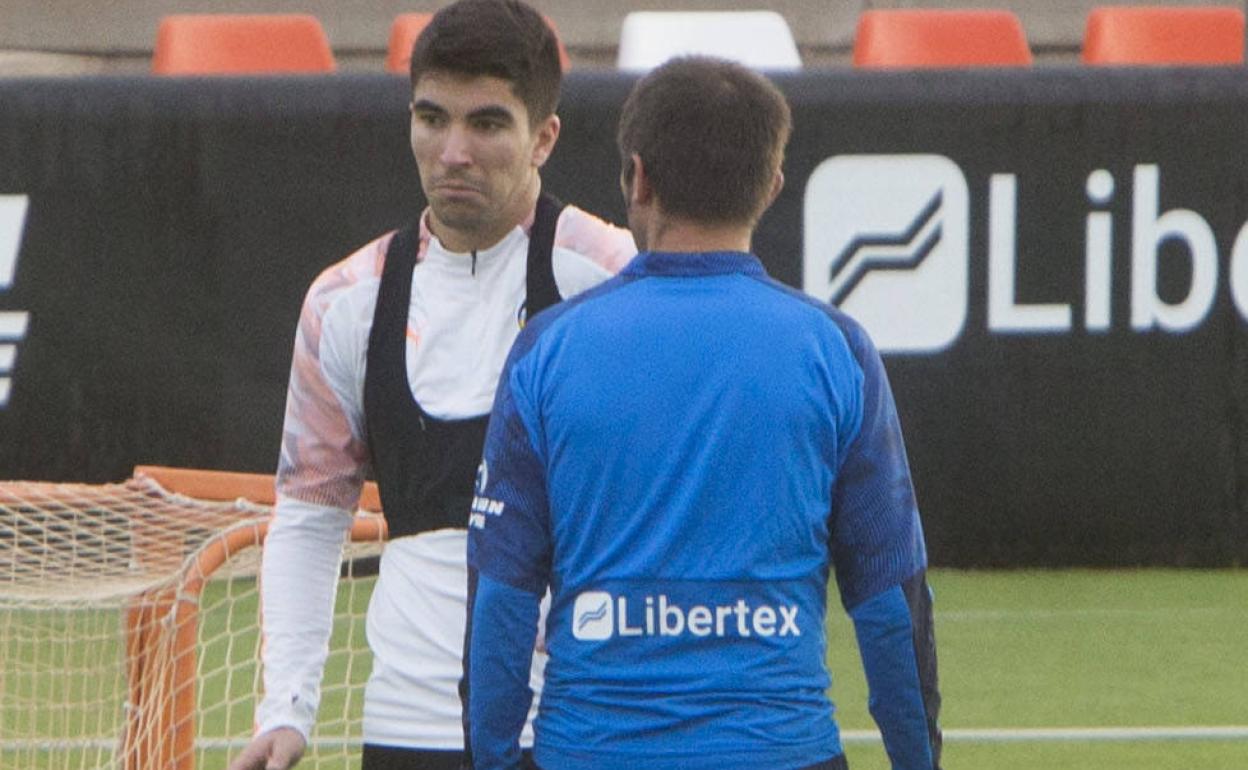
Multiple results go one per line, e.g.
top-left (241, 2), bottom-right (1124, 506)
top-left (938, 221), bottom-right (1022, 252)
top-left (0, 69), bottom-right (1244, 566)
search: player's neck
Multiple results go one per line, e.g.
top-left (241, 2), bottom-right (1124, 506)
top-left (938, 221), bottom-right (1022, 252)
top-left (644, 217), bottom-right (753, 254)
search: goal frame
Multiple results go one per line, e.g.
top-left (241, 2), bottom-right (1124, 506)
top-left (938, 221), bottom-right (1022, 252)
top-left (124, 466), bottom-right (384, 770)
top-left (0, 465), bottom-right (385, 770)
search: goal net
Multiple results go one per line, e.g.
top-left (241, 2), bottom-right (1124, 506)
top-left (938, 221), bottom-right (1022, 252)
top-left (0, 468), bottom-right (386, 770)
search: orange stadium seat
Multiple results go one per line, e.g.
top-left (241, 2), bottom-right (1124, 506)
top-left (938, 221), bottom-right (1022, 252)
top-left (152, 14), bottom-right (337, 75)
top-left (1082, 6), bottom-right (1245, 65)
top-left (385, 12), bottom-right (571, 74)
top-left (386, 13), bottom-right (433, 74)
top-left (853, 9), bottom-right (1033, 69)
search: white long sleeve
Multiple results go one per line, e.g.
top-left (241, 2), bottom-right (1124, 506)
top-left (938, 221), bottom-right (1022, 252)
top-left (255, 499), bottom-right (353, 738)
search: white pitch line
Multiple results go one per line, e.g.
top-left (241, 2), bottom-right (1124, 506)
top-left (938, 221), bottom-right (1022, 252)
top-left (936, 608), bottom-right (1242, 622)
top-left (843, 726), bottom-right (1248, 743)
top-left (7, 727), bottom-right (1248, 753)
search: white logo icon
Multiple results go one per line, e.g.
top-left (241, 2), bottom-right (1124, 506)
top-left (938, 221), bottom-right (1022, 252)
top-left (803, 155), bottom-right (968, 353)
top-left (572, 591), bottom-right (614, 641)
top-left (0, 195), bottom-right (30, 408)
top-left (475, 460), bottom-right (488, 496)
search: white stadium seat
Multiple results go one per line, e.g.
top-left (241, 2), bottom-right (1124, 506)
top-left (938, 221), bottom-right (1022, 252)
top-left (616, 10), bottom-right (802, 71)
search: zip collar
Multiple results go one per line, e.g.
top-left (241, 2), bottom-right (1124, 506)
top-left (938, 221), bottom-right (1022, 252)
top-left (416, 206), bottom-right (540, 275)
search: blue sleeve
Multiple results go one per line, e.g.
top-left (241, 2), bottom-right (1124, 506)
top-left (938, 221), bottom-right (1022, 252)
top-left (829, 323), bottom-right (941, 768)
top-left (467, 573), bottom-right (542, 770)
top-left (468, 341), bottom-right (552, 594)
top-left (465, 333), bottom-right (552, 768)
top-left (850, 573), bottom-right (942, 770)
top-left (828, 323), bottom-right (927, 610)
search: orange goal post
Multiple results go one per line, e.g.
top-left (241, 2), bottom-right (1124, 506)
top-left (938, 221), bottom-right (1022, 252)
top-left (0, 466), bottom-right (386, 770)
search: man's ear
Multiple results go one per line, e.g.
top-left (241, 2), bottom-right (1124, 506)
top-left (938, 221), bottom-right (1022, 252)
top-left (628, 153), bottom-right (654, 205)
top-left (531, 114), bottom-right (561, 167)
top-left (766, 169), bottom-right (785, 208)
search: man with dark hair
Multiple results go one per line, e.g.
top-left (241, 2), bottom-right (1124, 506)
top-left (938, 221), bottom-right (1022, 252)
top-left (466, 57), bottom-right (942, 770)
top-left (409, 0), bottom-right (562, 126)
top-left (227, 2), bottom-right (634, 769)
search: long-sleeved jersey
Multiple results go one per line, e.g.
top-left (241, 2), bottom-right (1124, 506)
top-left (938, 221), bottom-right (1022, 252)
top-left (467, 250), bottom-right (942, 770)
top-left (259, 203), bottom-right (635, 748)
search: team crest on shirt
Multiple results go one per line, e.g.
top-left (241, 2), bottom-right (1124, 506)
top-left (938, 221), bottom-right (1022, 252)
top-left (469, 460), bottom-right (504, 530)
top-left (475, 460), bottom-right (488, 496)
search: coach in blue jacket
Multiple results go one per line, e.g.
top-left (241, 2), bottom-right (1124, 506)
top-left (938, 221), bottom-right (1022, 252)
top-left (465, 56), bottom-right (942, 770)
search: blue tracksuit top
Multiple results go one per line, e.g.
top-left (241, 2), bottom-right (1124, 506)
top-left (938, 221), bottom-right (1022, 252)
top-left (467, 250), bottom-right (941, 770)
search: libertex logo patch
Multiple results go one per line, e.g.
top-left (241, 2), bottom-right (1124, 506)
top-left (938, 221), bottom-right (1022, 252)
top-left (803, 155), bottom-right (968, 354)
top-left (571, 591), bottom-right (801, 642)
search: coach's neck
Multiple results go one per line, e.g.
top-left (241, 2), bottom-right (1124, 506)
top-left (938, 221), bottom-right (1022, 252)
top-left (644, 216), bottom-right (754, 254)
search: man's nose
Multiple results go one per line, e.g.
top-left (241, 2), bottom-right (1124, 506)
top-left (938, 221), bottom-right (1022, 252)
top-left (440, 124), bottom-right (472, 166)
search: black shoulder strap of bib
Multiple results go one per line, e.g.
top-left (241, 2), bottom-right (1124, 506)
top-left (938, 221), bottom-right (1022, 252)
top-left (524, 191), bottom-right (566, 319)
top-left (364, 224), bottom-right (421, 461)
top-left (376, 225), bottom-right (419, 326)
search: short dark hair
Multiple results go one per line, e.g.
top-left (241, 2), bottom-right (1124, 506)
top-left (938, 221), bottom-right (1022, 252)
top-left (617, 57), bottom-right (792, 225)
top-left (409, 0), bottom-right (562, 126)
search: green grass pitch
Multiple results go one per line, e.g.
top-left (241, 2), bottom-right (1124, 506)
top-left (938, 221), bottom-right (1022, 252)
top-left (827, 569), bottom-right (1248, 769)
top-left (4, 569), bottom-right (1246, 769)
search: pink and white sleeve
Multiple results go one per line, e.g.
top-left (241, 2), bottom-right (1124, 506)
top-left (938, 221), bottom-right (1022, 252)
top-left (257, 236), bottom-right (388, 738)
top-left (555, 206), bottom-right (637, 275)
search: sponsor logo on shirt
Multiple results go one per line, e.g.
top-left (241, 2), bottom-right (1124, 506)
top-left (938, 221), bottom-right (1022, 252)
top-left (571, 590), bottom-right (801, 642)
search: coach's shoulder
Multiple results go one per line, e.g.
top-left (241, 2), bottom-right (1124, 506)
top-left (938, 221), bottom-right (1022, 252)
top-left (753, 272), bottom-right (884, 364)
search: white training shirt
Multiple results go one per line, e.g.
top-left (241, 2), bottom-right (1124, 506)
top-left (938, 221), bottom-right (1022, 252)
top-left (258, 204), bottom-right (635, 748)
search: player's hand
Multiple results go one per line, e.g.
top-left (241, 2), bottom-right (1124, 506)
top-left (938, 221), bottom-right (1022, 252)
top-left (226, 727), bottom-right (306, 770)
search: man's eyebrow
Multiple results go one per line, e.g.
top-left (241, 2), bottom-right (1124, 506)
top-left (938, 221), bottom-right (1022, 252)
top-left (467, 105), bottom-right (516, 123)
top-left (411, 99), bottom-right (448, 114)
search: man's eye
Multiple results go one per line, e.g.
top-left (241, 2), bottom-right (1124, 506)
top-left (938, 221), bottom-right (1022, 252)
top-left (473, 119), bottom-right (506, 132)
top-left (416, 112), bottom-right (446, 128)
